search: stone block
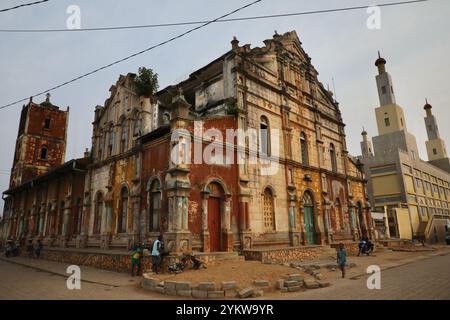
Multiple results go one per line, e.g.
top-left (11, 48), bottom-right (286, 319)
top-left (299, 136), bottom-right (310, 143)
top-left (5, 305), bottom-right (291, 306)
top-left (284, 280), bottom-right (300, 288)
top-left (143, 278), bottom-right (158, 287)
top-left (164, 281), bottom-right (177, 290)
top-left (192, 290), bottom-right (208, 299)
top-left (304, 280), bottom-right (320, 289)
top-left (288, 286), bottom-right (302, 292)
top-left (280, 287), bottom-right (288, 293)
top-left (198, 282), bottom-right (215, 291)
top-left (221, 281), bottom-right (237, 290)
top-left (164, 287), bottom-right (177, 296)
top-left (254, 280), bottom-right (270, 287)
top-left (154, 286), bottom-right (165, 294)
top-left (175, 282), bottom-right (191, 291)
top-left (238, 288), bottom-right (254, 299)
top-left (288, 274), bottom-right (303, 282)
top-left (208, 291), bottom-right (225, 299)
top-left (225, 289), bottom-right (238, 298)
top-left (253, 290), bottom-right (264, 297)
top-left (177, 290), bottom-right (192, 297)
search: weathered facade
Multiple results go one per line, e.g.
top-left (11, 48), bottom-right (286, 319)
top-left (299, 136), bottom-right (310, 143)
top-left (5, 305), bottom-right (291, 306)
top-left (2, 159), bottom-right (89, 247)
top-left (2, 31), bottom-right (371, 253)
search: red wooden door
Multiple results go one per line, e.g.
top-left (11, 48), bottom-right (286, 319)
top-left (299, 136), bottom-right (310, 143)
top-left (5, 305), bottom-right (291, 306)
top-left (208, 197), bottom-right (221, 252)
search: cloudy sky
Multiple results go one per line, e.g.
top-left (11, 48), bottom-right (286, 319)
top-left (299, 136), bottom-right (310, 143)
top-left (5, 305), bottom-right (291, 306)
top-left (1, 0), bottom-right (449, 214)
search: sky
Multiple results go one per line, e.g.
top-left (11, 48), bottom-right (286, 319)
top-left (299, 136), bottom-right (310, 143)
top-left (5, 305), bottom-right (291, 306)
top-left (1, 0), bottom-right (449, 215)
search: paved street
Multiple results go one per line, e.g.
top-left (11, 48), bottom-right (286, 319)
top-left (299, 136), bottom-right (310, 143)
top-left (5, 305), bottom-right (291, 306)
top-left (0, 259), bottom-right (175, 300)
top-left (0, 251), bottom-right (449, 300)
top-left (281, 253), bottom-right (450, 300)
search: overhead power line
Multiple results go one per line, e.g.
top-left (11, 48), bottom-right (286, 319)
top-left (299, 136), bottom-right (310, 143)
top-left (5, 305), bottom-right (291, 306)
top-left (0, 0), bottom-right (430, 33)
top-left (0, 0), bottom-right (432, 110)
top-left (0, 0), bottom-right (262, 110)
top-left (0, 0), bottom-right (48, 13)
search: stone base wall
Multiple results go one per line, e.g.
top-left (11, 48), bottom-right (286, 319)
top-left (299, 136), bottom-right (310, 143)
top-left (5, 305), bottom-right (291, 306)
top-left (330, 242), bottom-right (360, 256)
top-left (242, 246), bottom-right (325, 264)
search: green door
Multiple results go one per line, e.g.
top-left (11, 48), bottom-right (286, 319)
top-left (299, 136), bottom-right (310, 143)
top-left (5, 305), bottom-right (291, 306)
top-left (304, 206), bottom-right (316, 244)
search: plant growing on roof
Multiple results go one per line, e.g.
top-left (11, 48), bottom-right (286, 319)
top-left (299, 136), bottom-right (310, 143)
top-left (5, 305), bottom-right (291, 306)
top-left (134, 67), bottom-right (159, 97)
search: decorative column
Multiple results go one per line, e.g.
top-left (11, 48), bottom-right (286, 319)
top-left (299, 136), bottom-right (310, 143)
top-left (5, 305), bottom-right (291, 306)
top-left (288, 194), bottom-right (301, 246)
top-left (77, 193), bottom-right (90, 248)
top-left (201, 191), bottom-right (210, 252)
top-left (365, 201), bottom-right (375, 240)
top-left (102, 188), bottom-right (113, 250)
top-left (348, 203), bottom-right (358, 241)
top-left (322, 197), bottom-right (332, 244)
top-left (316, 201), bottom-right (327, 245)
top-left (164, 90), bottom-right (192, 254)
top-left (223, 194), bottom-right (234, 252)
top-left (61, 194), bottom-right (72, 247)
top-left (129, 182), bottom-right (141, 247)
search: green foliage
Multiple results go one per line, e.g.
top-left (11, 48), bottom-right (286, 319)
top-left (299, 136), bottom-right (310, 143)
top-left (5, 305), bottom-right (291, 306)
top-left (225, 99), bottom-right (241, 116)
top-left (134, 67), bottom-right (159, 97)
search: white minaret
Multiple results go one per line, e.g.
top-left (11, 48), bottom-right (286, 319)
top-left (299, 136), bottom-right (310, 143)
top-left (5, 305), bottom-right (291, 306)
top-left (374, 53), bottom-right (407, 135)
top-left (360, 127), bottom-right (374, 157)
top-left (424, 100), bottom-right (448, 161)
top-left (375, 52), bottom-right (396, 106)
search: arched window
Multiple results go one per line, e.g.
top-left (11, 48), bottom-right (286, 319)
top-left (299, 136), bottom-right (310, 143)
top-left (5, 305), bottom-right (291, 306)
top-left (133, 111), bottom-right (142, 136)
top-left (262, 188), bottom-right (275, 231)
top-left (300, 132), bottom-right (308, 165)
top-left (108, 127), bottom-right (115, 157)
top-left (148, 179), bottom-right (161, 232)
top-left (330, 143), bottom-right (337, 173)
top-left (40, 146), bottom-right (48, 160)
top-left (260, 116), bottom-right (270, 156)
top-left (94, 193), bottom-right (103, 234)
top-left (120, 118), bottom-right (129, 153)
top-left (119, 187), bottom-right (129, 233)
top-left (303, 191), bottom-right (313, 206)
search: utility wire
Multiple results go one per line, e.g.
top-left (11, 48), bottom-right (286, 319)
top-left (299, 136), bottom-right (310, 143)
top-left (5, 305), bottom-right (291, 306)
top-left (0, 0), bottom-right (430, 33)
top-left (0, 0), bottom-right (262, 110)
top-left (0, 0), bottom-right (48, 13)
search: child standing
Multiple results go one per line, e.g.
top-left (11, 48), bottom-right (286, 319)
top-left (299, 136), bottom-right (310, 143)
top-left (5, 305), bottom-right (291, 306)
top-left (337, 243), bottom-right (347, 278)
top-left (131, 245), bottom-right (142, 277)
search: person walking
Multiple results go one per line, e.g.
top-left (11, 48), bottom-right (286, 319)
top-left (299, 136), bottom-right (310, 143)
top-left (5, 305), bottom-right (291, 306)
top-left (130, 244), bottom-right (142, 277)
top-left (337, 243), bottom-right (347, 278)
top-left (151, 235), bottom-right (163, 274)
top-left (34, 240), bottom-right (43, 259)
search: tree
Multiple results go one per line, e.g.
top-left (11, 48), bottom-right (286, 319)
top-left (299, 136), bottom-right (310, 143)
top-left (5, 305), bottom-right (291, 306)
top-left (134, 67), bottom-right (159, 97)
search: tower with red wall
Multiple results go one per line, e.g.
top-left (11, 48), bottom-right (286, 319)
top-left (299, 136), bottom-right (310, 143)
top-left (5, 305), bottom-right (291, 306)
top-left (9, 94), bottom-right (69, 189)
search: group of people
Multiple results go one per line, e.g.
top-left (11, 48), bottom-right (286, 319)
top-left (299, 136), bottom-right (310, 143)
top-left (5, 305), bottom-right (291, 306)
top-left (130, 235), bottom-right (164, 277)
top-left (3, 239), bottom-right (43, 258)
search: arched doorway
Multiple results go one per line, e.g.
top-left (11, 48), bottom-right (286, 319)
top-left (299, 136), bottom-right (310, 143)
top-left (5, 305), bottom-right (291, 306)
top-left (303, 191), bottom-right (316, 245)
top-left (207, 182), bottom-right (225, 252)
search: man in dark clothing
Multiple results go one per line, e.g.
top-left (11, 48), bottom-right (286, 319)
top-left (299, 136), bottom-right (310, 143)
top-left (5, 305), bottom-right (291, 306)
top-left (34, 240), bottom-right (43, 259)
top-left (337, 243), bottom-right (347, 278)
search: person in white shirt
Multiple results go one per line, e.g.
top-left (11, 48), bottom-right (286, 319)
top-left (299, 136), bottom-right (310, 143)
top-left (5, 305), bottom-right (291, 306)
top-left (151, 235), bottom-right (163, 274)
